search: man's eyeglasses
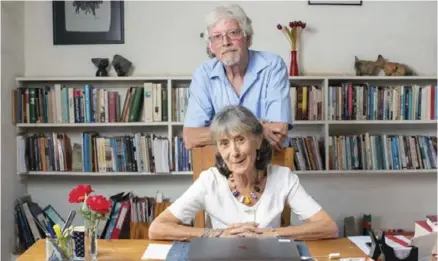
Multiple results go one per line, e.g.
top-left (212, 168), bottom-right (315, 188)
top-left (209, 29), bottom-right (243, 44)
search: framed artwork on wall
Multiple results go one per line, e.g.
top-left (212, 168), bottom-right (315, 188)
top-left (308, 0), bottom-right (362, 5)
top-left (52, 1), bottom-right (125, 45)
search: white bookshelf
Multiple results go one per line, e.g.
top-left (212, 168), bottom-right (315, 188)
top-left (14, 75), bottom-right (438, 177)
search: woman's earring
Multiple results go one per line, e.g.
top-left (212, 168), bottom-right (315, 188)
top-left (256, 149), bottom-right (260, 160)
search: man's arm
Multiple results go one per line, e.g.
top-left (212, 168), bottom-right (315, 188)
top-left (183, 68), bottom-right (215, 149)
top-left (263, 56), bottom-right (293, 150)
top-left (182, 127), bottom-right (212, 149)
top-left (261, 121), bottom-right (288, 151)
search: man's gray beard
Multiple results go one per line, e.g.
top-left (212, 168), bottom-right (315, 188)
top-left (222, 53), bottom-right (240, 66)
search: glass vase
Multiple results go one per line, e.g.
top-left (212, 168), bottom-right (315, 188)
top-left (290, 50), bottom-right (299, 76)
top-left (85, 221), bottom-right (98, 261)
top-left (46, 236), bottom-right (75, 261)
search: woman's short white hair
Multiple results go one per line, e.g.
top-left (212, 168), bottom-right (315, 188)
top-left (204, 4), bottom-right (253, 47)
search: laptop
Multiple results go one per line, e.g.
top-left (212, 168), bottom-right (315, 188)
top-left (188, 237), bottom-right (302, 261)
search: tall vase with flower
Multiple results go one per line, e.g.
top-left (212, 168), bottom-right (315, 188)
top-left (276, 21), bottom-right (306, 76)
top-left (68, 184), bottom-right (112, 261)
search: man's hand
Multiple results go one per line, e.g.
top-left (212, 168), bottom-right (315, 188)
top-left (260, 120), bottom-right (288, 152)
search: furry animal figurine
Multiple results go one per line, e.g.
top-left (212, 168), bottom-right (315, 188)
top-left (376, 55), bottom-right (415, 76)
top-left (354, 55), bottom-right (416, 76)
top-left (354, 56), bottom-right (380, 76)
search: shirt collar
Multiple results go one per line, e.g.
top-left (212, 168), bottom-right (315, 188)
top-left (209, 50), bottom-right (269, 79)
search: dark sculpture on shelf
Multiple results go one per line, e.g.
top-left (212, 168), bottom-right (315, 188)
top-left (112, 54), bottom-right (132, 76)
top-left (91, 58), bottom-right (109, 77)
top-left (368, 230), bottom-right (419, 261)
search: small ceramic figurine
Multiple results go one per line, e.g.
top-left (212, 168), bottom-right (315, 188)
top-left (112, 54), bottom-right (133, 76)
top-left (91, 58), bottom-right (109, 77)
top-left (376, 55), bottom-right (415, 76)
top-left (354, 56), bottom-right (380, 76)
top-left (354, 55), bottom-right (416, 76)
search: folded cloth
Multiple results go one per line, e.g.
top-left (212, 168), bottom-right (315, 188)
top-left (165, 240), bottom-right (311, 261)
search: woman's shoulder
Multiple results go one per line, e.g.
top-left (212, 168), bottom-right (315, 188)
top-left (268, 164), bottom-right (299, 184)
top-left (197, 166), bottom-right (226, 184)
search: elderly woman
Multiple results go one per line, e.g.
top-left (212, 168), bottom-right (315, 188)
top-left (149, 105), bottom-right (338, 240)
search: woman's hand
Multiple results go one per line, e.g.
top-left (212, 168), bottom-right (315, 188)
top-left (220, 222), bottom-right (263, 237)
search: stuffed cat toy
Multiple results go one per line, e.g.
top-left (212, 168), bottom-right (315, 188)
top-left (354, 56), bottom-right (380, 76)
top-left (354, 55), bottom-right (416, 76)
top-left (376, 54), bottom-right (415, 76)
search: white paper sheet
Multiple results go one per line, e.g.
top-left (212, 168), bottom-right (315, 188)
top-left (141, 243), bottom-right (172, 260)
top-left (348, 236), bottom-right (373, 255)
top-left (348, 235), bottom-right (411, 255)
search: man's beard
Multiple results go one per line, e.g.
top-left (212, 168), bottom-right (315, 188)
top-left (221, 51), bottom-right (240, 66)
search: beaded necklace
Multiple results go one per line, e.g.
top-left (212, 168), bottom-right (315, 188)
top-left (228, 171), bottom-right (266, 206)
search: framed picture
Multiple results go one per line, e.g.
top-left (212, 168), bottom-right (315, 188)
top-left (308, 0), bottom-right (362, 5)
top-left (52, 1), bottom-right (125, 45)
top-left (43, 205), bottom-right (66, 227)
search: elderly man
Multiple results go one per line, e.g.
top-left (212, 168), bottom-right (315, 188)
top-left (183, 4), bottom-right (292, 151)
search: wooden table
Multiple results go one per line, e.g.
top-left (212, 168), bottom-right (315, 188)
top-left (16, 238), bottom-right (367, 261)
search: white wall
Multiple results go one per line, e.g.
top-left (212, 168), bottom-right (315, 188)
top-left (24, 1), bottom-right (437, 76)
top-left (2, 1), bottom-right (26, 259)
top-left (20, 0), bottom-right (437, 234)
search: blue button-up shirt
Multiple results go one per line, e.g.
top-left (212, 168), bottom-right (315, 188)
top-left (184, 49), bottom-right (292, 129)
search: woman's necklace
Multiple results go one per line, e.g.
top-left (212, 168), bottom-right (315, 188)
top-left (228, 172), bottom-right (266, 206)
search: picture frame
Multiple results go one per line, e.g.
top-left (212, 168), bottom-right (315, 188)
top-left (52, 0), bottom-right (125, 45)
top-left (43, 204), bottom-right (66, 227)
top-left (308, 0), bottom-right (362, 5)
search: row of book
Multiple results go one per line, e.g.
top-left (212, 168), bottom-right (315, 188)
top-left (14, 195), bottom-right (68, 253)
top-left (328, 83), bottom-right (438, 121)
top-left (102, 191), bottom-right (172, 240)
top-left (290, 86), bottom-right (324, 121)
top-left (284, 136), bottom-right (325, 171)
top-left (173, 85), bottom-right (189, 123)
top-left (80, 132), bottom-right (171, 173)
top-left (328, 134), bottom-right (437, 170)
top-left (12, 82), bottom-right (170, 124)
top-left (16, 132), bottom-right (192, 173)
top-left (13, 191), bottom-right (171, 253)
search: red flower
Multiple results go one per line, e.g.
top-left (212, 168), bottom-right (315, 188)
top-left (86, 195), bottom-right (112, 215)
top-left (276, 24), bottom-right (282, 30)
top-left (68, 184), bottom-right (93, 203)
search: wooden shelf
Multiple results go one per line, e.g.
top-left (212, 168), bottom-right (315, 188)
top-left (16, 122), bottom-right (170, 128)
top-left (15, 75), bottom-right (437, 178)
top-left (21, 171), bottom-right (193, 176)
top-left (327, 120), bottom-right (438, 125)
top-left (19, 169), bottom-right (436, 176)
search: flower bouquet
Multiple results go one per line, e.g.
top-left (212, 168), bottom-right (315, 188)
top-left (276, 21), bottom-right (306, 76)
top-left (68, 184), bottom-right (112, 261)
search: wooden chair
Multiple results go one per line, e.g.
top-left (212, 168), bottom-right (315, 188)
top-left (191, 145), bottom-right (294, 228)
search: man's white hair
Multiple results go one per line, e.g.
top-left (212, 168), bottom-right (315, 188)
top-left (204, 4), bottom-right (253, 47)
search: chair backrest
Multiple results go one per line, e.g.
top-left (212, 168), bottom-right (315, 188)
top-left (191, 145), bottom-right (294, 228)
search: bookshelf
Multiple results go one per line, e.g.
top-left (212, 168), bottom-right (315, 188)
top-left (13, 75), bottom-right (438, 177)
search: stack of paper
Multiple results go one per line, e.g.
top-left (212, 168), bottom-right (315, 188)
top-left (141, 244), bottom-right (172, 260)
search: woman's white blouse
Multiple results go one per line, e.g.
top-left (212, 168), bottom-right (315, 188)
top-left (167, 164), bottom-right (322, 229)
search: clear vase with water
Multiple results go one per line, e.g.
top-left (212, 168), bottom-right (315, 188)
top-left (85, 220), bottom-right (98, 261)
